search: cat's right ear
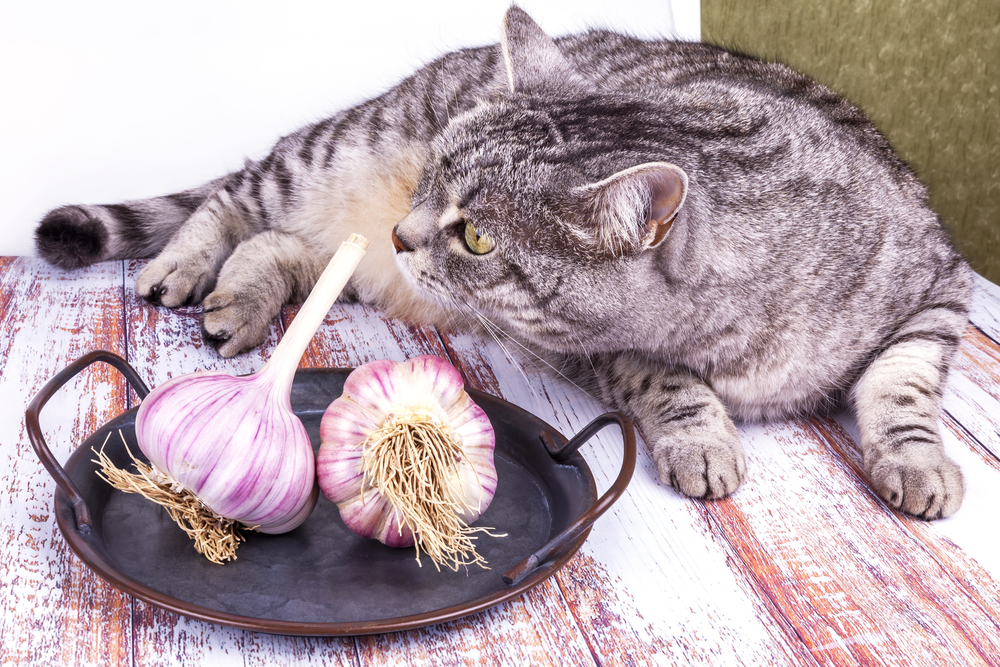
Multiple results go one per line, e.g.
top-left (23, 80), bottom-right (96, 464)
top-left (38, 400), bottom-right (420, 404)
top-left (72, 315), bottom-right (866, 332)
top-left (574, 162), bottom-right (688, 255)
top-left (501, 6), bottom-right (592, 95)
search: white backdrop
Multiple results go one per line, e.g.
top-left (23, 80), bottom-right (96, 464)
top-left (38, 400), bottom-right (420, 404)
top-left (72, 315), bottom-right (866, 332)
top-left (0, 0), bottom-right (699, 257)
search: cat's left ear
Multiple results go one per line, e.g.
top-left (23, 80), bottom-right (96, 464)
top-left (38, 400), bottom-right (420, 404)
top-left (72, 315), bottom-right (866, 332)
top-left (575, 162), bottom-right (688, 255)
top-left (501, 6), bottom-right (592, 95)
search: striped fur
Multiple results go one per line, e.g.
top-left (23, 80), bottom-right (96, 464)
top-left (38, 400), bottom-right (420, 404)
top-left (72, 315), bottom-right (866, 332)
top-left (36, 8), bottom-right (973, 517)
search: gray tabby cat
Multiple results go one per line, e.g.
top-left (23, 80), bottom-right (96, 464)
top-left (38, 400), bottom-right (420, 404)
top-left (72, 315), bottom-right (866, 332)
top-left (36, 7), bottom-right (972, 519)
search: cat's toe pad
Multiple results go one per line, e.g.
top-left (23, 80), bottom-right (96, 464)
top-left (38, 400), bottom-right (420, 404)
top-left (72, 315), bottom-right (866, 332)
top-left (868, 452), bottom-right (964, 519)
top-left (654, 438), bottom-right (746, 500)
top-left (200, 290), bottom-right (271, 358)
top-left (136, 256), bottom-right (215, 308)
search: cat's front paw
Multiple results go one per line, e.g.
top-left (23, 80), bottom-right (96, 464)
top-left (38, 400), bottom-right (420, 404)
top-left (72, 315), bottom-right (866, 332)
top-left (652, 435), bottom-right (746, 500)
top-left (867, 451), bottom-right (964, 519)
top-left (136, 254), bottom-right (217, 308)
top-left (200, 290), bottom-right (274, 358)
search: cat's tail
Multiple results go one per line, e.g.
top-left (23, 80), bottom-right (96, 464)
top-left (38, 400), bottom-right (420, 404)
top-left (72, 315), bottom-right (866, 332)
top-left (35, 175), bottom-right (230, 269)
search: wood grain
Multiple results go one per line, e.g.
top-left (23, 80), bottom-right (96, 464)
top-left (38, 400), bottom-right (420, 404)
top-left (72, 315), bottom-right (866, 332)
top-left (971, 273), bottom-right (1000, 342)
top-left (0, 258), bottom-right (132, 667)
top-left (781, 318), bottom-right (1000, 664)
top-left (749, 417), bottom-right (1000, 666)
top-left (945, 326), bottom-right (1000, 460)
top-left (4, 258), bottom-right (1000, 666)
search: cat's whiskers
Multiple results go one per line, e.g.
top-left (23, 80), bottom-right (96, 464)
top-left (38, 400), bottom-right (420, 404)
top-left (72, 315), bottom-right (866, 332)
top-left (457, 300), bottom-right (596, 400)
top-left (452, 299), bottom-right (533, 388)
top-left (558, 330), bottom-right (603, 390)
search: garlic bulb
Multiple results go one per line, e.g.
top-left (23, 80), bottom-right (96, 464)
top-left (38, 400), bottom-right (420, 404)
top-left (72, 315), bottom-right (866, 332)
top-left (134, 367), bottom-right (318, 532)
top-left (97, 234), bottom-right (368, 563)
top-left (317, 355), bottom-right (499, 570)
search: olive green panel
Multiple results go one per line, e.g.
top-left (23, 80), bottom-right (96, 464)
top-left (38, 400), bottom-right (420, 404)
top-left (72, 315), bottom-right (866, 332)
top-left (702, 0), bottom-right (1000, 284)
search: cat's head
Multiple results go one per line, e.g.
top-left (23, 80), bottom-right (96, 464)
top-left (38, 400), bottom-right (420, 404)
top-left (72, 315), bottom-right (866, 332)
top-left (393, 7), bottom-right (689, 352)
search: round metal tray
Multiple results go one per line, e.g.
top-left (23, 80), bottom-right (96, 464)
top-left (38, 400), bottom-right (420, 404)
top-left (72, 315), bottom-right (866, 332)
top-left (27, 351), bottom-right (635, 636)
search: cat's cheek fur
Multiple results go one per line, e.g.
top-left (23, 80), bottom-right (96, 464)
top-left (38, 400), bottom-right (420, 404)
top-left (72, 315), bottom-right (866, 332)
top-left (391, 248), bottom-right (454, 310)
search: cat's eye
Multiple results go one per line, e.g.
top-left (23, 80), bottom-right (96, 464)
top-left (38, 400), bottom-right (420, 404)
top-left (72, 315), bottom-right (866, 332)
top-left (463, 221), bottom-right (495, 255)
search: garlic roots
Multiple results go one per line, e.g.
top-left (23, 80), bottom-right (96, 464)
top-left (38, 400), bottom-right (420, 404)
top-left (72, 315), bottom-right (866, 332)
top-left (317, 355), bottom-right (500, 570)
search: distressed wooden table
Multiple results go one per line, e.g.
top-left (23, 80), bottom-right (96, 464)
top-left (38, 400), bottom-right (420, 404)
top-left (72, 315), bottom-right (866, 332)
top-left (2, 255), bottom-right (1000, 666)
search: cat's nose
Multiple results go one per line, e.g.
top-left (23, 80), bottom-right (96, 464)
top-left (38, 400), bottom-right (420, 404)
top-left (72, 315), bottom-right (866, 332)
top-left (391, 225), bottom-right (412, 253)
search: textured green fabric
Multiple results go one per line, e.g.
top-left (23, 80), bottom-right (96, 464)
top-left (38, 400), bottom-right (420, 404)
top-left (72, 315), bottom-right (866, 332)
top-left (702, 0), bottom-right (1000, 283)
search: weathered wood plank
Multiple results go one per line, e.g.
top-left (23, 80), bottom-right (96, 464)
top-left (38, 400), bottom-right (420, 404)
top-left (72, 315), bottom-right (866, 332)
top-left (289, 304), bottom-right (599, 667)
top-left (132, 605), bottom-right (360, 667)
top-left (0, 257), bottom-right (132, 667)
top-left (953, 327), bottom-right (1000, 404)
top-left (291, 302), bottom-right (452, 368)
top-left (824, 410), bottom-right (1000, 618)
top-left (442, 324), bottom-right (1000, 666)
top-left (924, 328), bottom-right (1000, 592)
top-left (7, 256), bottom-right (1000, 666)
top-left (123, 261), bottom-right (360, 667)
top-left (821, 358), bottom-right (1000, 624)
top-left (970, 273), bottom-right (1000, 343)
top-left (122, 259), bottom-right (277, 384)
top-left (904, 415), bottom-right (1000, 623)
top-left (884, 319), bottom-right (1000, 603)
top-left (729, 416), bottom-right (1000, 666)
top-left (439, 330), bottom-right (811, 667)
top-left (944, 327), bottom-right (1000, 461)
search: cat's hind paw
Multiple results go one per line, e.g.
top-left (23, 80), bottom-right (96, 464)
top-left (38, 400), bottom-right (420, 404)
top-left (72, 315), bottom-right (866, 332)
top-left (653, 436), bottom-right (746, 500)
top-left (867, 452), bottom-right (965, 520)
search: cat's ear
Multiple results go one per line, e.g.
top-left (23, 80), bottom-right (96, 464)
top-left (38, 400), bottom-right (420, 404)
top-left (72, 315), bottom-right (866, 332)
top-left (501, 6), bottom-right (592, 95)
top-left (575, 162), bottom-right (688, 255)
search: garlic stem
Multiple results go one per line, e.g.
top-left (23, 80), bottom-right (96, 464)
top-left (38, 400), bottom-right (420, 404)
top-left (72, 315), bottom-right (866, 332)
top-left (107, 233), bottom-right (367, 563)
top-left (259, 234), bottom-right (368, 396)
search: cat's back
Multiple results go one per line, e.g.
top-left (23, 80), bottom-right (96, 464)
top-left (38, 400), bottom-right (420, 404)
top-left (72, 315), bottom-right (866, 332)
top-left (557, 30), bottom-right (773, 89)
top-left (559, 32), bottom-right (899, 161)
top-left (558, 31), bottom-right (857, 114)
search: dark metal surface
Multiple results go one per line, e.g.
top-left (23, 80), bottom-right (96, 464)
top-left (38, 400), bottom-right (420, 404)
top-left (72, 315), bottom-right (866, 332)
top-left (27, 351), bottom-right (636, 636)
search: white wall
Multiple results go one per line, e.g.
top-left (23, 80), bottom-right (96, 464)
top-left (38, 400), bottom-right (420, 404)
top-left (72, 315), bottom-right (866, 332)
top-left (0, 0), bottom-right (699, 257)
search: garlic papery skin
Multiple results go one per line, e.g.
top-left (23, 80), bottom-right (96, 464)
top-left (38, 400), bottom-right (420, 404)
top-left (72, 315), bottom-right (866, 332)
top-left (317, 355), bottom-right (498, 569)
top-left (135, 369), bottom-right (319, 535)
top-left (102, 234), bottom-right (368, 563)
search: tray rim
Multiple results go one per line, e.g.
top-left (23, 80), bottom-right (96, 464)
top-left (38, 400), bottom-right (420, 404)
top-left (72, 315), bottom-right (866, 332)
top-left (51, 368), bottom-right (599, 637)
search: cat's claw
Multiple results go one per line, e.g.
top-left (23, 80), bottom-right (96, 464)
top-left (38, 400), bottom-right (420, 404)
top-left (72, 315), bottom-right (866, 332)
top-left (867, 452), bottom-right (964, 519)
top-left (200, 290), bottom-right (272, 358)
top-left (136, 256), bottom-right (216, 308)
top-left (654, 437), bottom-right (746, 500)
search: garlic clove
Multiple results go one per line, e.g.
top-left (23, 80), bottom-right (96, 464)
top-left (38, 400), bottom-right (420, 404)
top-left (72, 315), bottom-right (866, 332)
top-left (339, 491), bottom-right (414, 547)
top-left (338, 360), bottom-right (408, 423)
top-left (314, 430), bottom-right (365, 505)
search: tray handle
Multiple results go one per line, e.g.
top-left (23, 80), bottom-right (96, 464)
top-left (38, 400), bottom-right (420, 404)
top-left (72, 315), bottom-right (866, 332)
top-left (503, 412), bottom-right (637, 585)
top-left (25, 350), bottom-right (151, 534)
